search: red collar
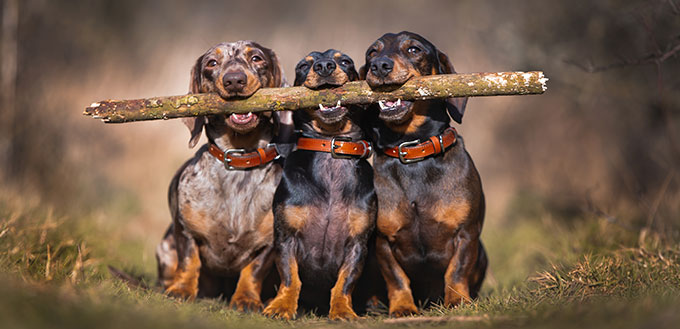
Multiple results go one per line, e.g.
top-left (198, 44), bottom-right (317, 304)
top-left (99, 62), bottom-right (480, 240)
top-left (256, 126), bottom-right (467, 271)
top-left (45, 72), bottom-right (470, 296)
top-left (383, 127), bottom-right (457, 164)
top-left (296, 136), bottom-right (372, 159)
top-left (208, 143), bottom-right (279, 170)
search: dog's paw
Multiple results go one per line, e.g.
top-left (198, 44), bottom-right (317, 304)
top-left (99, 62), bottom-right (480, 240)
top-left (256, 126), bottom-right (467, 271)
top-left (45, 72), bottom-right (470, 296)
top-left (164, 284), bottom-right (197, 301)
top-left (389, 304), bottom-right (419, 318)
top-left (328, 307), bottom-right (359, 321)
top-left (329, 294), bottom-right (359, 321)
top-left (230, 295), bottom-right (263, 312)
top-left (262, 301), bottom-right (297, 320)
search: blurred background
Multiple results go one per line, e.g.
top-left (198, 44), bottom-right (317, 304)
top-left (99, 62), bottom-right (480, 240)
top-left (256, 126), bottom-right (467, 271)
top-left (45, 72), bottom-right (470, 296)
top-left (1, 0), bottom-right (679, 289)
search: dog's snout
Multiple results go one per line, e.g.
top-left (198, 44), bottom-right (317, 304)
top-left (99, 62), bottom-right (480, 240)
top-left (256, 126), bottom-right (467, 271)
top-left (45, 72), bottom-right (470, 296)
top-left (313, 59), bottom-right (336, 77)
top-left (370, 56), bottom-right (393, 78)
top-left (223, 72), bottom-right (247, 92)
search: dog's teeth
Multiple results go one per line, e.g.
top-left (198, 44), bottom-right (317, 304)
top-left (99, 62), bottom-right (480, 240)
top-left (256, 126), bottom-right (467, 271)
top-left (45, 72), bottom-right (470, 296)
top-left (319, 104), bottom-right (325, 111)
top-left (396, 99), bottom-right (401, 106)
top-left (336, 100), bottom-right (341, 108)
top-left (378, 100), bottom-right (387, 110)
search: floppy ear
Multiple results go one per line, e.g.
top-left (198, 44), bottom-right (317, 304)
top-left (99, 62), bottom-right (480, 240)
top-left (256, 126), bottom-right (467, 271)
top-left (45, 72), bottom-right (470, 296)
top-left (183, 54), bottom-right (206, 148)
top-left (189, 54), bottom-right (204, 94)
top-left (437, 50), bottom-right (467, 124)
top-left (263, 47), bottom-right (287, 87)
top-left (358, 65), bottom-right (367, 80)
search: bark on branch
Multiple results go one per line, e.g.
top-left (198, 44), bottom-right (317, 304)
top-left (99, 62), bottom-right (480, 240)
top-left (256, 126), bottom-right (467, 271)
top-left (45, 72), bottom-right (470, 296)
top-left (84, 71), bottom-right (548, 124)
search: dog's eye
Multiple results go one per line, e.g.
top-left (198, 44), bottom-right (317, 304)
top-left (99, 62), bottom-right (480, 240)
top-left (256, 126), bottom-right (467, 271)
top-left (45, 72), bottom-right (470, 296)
top-left (340, 59), bottom-right (352, 66)
top-left (407, 46), bottom-right (421, 55)
top-left (297, 63), bottom-right (309, 71)
top-left (251, 55), bottom-right (263, 63)
top-left (367, 49), bottom-right (377, 58)
top-left (206, 60), bottom-right (218, 68)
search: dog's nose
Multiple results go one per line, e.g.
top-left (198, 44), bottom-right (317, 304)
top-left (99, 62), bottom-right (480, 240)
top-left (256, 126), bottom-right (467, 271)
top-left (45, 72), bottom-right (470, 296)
top-left (223, 72), bottom-right (247, 92)
top-left (313, 59), bottom-right (336, 77)
top-left (370, 56), bottom-right (393, 78)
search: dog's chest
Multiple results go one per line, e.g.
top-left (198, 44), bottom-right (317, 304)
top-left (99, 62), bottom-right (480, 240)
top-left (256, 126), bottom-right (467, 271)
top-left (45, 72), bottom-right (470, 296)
top-left (375, 150), bottom-right (473, 240)
top-left (178, 154), bottom-right (281, 252)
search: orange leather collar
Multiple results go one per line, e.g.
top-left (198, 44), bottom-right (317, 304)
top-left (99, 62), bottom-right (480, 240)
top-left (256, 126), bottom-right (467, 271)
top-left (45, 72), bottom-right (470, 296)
top-left (209, 143), bottom-right (280, 170)
top-left (383, 127), bottom-right (457, 164)
top-left (296, 136), bottom-right (372, 159)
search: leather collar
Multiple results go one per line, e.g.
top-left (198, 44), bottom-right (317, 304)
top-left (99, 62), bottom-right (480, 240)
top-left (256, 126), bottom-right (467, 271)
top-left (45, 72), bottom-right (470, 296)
top-left (209, 143), bottom-right (280, 170)
top-left (383, 127), bottom-right (457, 164)
top-left (296, 136), bottom-right (372, 159)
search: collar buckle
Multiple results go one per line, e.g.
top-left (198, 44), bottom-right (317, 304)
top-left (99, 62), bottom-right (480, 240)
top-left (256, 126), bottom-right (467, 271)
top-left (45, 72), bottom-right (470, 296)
top-left (397, 139), bottom-right (425, 164)
top-left (330, 136), bottom-right (354, 159)
top-left (266, 143), bottom-right (282, 160)
top-left (223, 148), bottom-right (246, 170)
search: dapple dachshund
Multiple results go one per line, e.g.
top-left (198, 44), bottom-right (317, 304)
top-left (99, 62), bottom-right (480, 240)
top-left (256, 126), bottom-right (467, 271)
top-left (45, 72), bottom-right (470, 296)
top-left (361, 31), bottom-right (488, 316)
top-left (262, 50), bottom-right (377, 320)
top-left (155, 41), bottom-right (291, 312)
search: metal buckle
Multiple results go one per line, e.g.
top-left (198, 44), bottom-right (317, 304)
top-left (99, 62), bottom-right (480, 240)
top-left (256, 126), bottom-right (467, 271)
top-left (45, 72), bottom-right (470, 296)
top-left (223, 148), bottom-right (246, 170)
top-left (364, 142), bottom-right (373, 158)
top-left (438, 134), bottom-right (445, 154)
top-left (397, 140), bottom-right (425, 164)
top-left (266, 143), bottom-right (281, 160)
top-left (330, 136), bottom-right (353, 159)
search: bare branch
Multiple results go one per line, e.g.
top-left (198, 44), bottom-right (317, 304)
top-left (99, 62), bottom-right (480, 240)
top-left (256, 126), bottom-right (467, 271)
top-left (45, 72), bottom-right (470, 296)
top-left (564, 42), bottom-right (680, 73)
top-left (668, 0), bottom-right (680, 15)
top-left (84, 71), bottom-right (548, 124)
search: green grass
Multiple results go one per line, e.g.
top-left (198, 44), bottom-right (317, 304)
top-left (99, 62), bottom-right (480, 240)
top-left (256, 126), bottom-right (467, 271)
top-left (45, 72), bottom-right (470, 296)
top-left (1, 191), bottom-right (679, 329)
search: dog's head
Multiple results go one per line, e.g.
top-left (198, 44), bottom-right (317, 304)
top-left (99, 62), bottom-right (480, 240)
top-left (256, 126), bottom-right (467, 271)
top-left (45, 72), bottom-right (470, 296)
top-left (293, 49), bottom-right (363, 136)
top-left (361, 31), bottom-right (467, 125)
top-left (183, 41), bottom-right (285, 147)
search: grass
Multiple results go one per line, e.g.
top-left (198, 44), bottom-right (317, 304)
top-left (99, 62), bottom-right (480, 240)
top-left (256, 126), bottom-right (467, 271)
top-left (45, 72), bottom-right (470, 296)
top-left (1, 190), bottom-right (679, 329)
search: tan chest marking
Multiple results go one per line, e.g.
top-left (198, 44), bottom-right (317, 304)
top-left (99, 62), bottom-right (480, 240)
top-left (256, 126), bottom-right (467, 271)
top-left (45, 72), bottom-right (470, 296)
top-left (431, 201), bottom-right (470, 230)
top-left (256, 211), bottom-right (274, 240)
top-left (347, 207), bottom-right (371, 237)
top-left (281, 205), bottom-right (314, 231)
top-left (179, 205), bottom-right (211, 238)
top-left (377, 201), bottom-right (409, 242)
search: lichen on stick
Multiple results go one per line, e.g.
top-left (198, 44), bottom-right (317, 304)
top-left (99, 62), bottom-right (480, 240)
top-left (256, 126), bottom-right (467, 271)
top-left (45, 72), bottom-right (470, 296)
top-left (84, 71), bottom-right (548, 123)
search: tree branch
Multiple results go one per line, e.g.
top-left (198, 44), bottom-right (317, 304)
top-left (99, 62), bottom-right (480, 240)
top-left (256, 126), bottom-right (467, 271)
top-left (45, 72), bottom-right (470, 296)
top-left (84, 71), bottom-right (548, 124)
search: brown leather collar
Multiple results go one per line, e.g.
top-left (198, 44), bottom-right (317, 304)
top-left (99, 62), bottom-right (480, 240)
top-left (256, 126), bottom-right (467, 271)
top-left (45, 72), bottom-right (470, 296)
top-left (296, 136), bottom-right (372, 159)
top-left (208, 143), bottom-right (280, 170)
top-left (383, 127), bottom-right (457, 164)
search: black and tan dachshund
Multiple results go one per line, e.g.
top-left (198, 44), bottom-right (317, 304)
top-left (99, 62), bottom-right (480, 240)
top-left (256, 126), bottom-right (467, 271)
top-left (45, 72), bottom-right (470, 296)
top-left (262, 49), bottom-right (377, 320)
top-left (361, 31), bottom-right (488, 316)
top-left (156, 41), bottom-right (290, 312)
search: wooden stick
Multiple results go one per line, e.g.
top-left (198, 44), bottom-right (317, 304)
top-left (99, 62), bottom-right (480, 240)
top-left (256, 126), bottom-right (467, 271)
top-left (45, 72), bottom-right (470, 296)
top-left (84, 71), bottom-right (547, 123)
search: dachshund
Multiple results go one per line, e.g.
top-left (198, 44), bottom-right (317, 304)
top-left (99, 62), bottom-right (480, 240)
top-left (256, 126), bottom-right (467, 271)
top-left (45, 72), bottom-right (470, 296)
top-left (262, 49), bottom-right (377, 320)
top-left (361, 31), bottom-right (488, 316)
top-left (155, 41), bottom-right (291, 312)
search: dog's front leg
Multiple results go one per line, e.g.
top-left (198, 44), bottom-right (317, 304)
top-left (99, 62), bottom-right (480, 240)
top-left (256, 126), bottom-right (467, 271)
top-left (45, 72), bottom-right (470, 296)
top-left (376, 235), bottom-right (419, 317)
top-left (230, 242), bottom-right (275, 312)
top-left (329, 233), bottom-right (369, 320)
top-left (163, 227), bottom-right (201, 300)
top-left (262, 235), bottom-right (300, 320)
top-left (444, 229), bottom-right (485, 307)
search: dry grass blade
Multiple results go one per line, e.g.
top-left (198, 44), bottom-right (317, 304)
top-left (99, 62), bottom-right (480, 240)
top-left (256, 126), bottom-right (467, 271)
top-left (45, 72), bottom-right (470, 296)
top-left (383, 315), bottom-right (509, 324)
top-left (69, 244), bottom-right (83, 284)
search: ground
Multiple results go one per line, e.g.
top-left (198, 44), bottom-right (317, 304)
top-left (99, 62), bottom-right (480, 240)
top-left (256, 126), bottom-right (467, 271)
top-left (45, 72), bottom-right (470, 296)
top-left (0, 190), bottom-right (678, 329)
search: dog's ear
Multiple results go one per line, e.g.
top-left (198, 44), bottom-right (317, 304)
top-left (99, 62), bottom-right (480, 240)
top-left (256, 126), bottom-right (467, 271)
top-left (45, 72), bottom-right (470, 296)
top-left (347, 65), bottom-right (360, 82)
top-left (263, 47), bottom-right (287, 87)
top-left (184, 54), bottom-right (206, 148)
top-left (182, 116), bottom-right (205, 148)
top-left (358, 65), bottom-right (367, 80)
top-left (189, 54), bottom-right (204, 94)
top-left (437, 50), bottom-right (467, 124)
